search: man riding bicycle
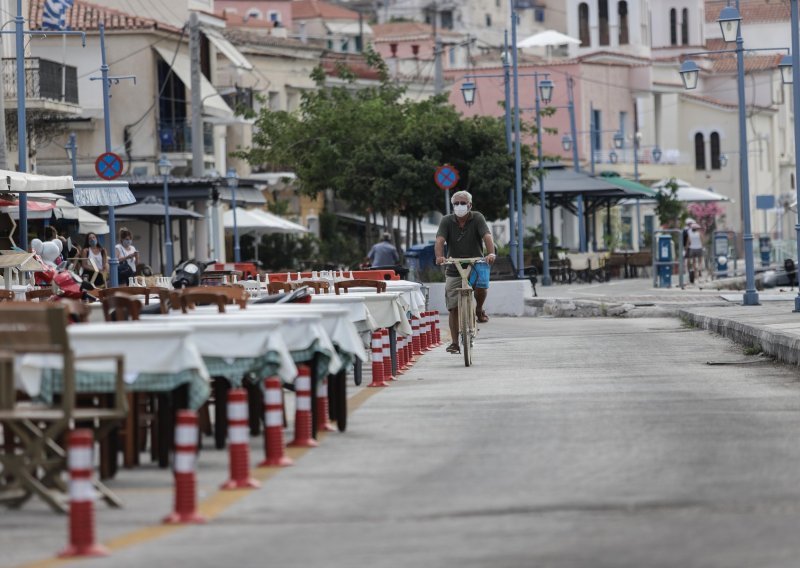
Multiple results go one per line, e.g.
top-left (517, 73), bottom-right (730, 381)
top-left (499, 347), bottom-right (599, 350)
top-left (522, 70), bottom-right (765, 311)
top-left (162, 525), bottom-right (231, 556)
top-left (435, 190), bottom-right (496, 354)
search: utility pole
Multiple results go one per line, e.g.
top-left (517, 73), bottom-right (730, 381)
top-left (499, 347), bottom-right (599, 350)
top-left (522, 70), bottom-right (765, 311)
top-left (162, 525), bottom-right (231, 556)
top-left (433, 2), bottom-right (443, 95)
top-left (190, 12), bottom-right (203, 178)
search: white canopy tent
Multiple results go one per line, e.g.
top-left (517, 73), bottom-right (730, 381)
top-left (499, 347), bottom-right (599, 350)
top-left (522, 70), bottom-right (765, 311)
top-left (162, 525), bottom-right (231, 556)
top-left (651, 179), bottom-right (730, 202)
top-left (224, 208), bottom-right (308, 235)
top-left (0, 169), bottom-right (74, 194)
top-left (517, 29), bottom-right (581, 48)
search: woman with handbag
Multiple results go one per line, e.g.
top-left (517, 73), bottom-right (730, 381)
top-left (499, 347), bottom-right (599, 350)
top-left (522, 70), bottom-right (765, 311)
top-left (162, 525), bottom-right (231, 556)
top-left (81, 232), bottom-right (109, 287)
top-left (115, 227), bottom-right (139, 284)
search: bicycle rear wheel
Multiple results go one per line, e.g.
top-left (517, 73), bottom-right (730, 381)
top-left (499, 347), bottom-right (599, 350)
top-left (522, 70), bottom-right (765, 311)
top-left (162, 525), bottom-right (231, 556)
top-left (459, 293), bottom-right (473, 367)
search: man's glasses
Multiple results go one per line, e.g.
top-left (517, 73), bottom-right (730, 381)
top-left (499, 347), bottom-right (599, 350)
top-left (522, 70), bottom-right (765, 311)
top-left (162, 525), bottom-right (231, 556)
top-left (452, 202), bottom-right (469, 206)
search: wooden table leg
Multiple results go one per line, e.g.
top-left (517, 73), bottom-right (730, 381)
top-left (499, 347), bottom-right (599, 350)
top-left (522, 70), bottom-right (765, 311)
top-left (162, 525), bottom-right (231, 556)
top-left (245, 379), bottom-right (262, 436)
top-left (213, 378), bottom-right (229, 450)
top-left (157, 393), bottom-right (172, 469)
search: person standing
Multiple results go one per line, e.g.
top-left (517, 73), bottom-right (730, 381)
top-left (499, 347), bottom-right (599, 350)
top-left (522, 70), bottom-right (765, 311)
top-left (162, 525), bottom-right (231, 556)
top-left (115, 227), bottom-right (139, 284)
top-left (367, 232), bottom-right (400, 267)
top-left (81, 232), bottom-right (108, 287)
top-left (434, 190), bottom-right (496, 354)
top-left (687, 222), bottom-right (704, 282)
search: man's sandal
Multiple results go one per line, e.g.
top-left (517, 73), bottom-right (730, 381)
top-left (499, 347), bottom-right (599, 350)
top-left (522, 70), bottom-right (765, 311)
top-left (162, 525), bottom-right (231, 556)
top-left (477, 310), bottom-right (489, 323)
top-left (446, 343), bottom-right (460, 354)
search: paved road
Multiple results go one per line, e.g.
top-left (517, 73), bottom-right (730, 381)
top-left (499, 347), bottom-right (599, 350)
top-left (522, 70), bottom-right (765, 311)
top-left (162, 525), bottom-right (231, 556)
top-left (17, 318), bottom-right (800, 568)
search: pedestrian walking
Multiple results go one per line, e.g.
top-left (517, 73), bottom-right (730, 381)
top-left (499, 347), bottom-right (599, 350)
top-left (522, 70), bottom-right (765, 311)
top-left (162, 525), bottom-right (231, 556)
top-left (368, 232), bottom-right (400, 267)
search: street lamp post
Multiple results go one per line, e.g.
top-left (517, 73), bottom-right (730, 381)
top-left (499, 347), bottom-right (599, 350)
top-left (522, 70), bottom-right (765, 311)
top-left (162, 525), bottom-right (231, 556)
top-left (159, 155), bottom-right (174, 274)
top-left (64, 133), bottom-right (77, 180)
top-left (227, 168), bottom-right (241, 263)
top-left (509, 0), bottom-right (525, 278)
top-left (679, 1), bottom-right (765, 305)
top-left (534, 74), bottom-right (554, 285)
top-left (780, 0), bottom-right (800, 311)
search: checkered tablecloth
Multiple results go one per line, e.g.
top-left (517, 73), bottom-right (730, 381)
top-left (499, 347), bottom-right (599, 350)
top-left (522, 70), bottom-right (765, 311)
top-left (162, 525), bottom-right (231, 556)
top-left (204, 351), bottom-right (283, 386)
top-left (38, 368), bottom-right (211, 410)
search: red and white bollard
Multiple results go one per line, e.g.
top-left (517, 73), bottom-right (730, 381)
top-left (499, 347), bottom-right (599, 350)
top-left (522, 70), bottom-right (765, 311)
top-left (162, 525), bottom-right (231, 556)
top-left (368, 331), bottom-right (388, 387)
top-left (163, 410), bottom-right (206, 524)
top-left (411, 317), bottom-right (422, 358)
top-left (288, 365), bottom-right (318, 447)
top-left (381, 329), bottom-right (396, 381)
top-left (431, 312), bottom-right (441, 346)
top-left (221, 389), bottom-right (260, 490)
top-left (59, 429), bottom-right (108, 558)
top-left (422, 312), bottom-right (432, 351)
top-left (259, 377), bottom-right (293, 467)
top-left (315, 376), bottom-right (336, 433)
top-left (396, 334), bottom-right (407, 374)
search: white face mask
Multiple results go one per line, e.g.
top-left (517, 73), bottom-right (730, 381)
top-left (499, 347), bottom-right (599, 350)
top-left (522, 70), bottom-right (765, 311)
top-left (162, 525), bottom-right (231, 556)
top-left (453, 204), bottom-right (469, 217)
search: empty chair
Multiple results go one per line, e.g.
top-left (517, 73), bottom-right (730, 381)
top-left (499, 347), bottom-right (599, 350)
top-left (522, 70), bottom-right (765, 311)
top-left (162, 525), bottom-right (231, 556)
top-left (179, 291), bottom-right (226, 314)
top-left (197, 285), bottom-right (248, 309)
top-left (0, 290), bottom-right (15, 302)
top-left (300, 280), bottom-right (330, 294)
top-left (101, 293), bottom-right (142, 322)
top-left (25, 288), bottom-right (53, 301)
top-left (97, 286), bottom-right (160, 305)
top-left (335, 279), bottom-right (387, 295)
top-left (267, 281), bottom-right (292, 295)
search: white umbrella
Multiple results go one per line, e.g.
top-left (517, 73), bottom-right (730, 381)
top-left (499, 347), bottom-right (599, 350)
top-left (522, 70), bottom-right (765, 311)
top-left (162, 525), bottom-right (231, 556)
top-left (517, 29), bottom-right (581, 48)
top-left (651, 179), bottom-right (730, 202)
top-left (224, 208), bottom-right (308, 235)
top-left (249, 209), bottom-right (308, 234)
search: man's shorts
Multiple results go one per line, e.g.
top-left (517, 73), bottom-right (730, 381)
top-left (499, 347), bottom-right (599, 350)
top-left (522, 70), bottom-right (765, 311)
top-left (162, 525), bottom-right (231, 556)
top-left (445, 276), bottom-right (464, 310)
top-left (688, 248), bottom-right (703, 258)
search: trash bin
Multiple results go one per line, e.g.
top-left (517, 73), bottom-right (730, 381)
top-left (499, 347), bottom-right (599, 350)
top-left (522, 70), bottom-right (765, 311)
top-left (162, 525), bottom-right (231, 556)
top-left (405, 243), bottom-right (436, 281)
top-left (657, 234), bottom-right (673, 288)
top-left (759, 235), bottom-right (771, 267)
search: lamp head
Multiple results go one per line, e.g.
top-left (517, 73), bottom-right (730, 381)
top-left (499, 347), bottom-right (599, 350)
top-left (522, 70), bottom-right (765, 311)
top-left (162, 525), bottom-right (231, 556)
top-left (608, 151), bottom-right (618, 164)
top-left (717, 5), bottom-right (741, 43)
top-left (613, 131), bottom-right (624, 150)
top-left (652, 146), bottom-right (663, 163)
top-left (561, 134), bottom-right (572, 152)
top-left (226, 167), bottom-right (239, 189)
top-left (538, 78), bottom-right (554, 104)
top-left (679, 60), bottom-right (700, 90)
top-left (461, 81), bottom-right (476, 106)
top-left (779, 54), bottom-right (793, 85)
top-left (158, 155), bottom-right (172, 177)
top-left (719, 153), bottom-right (728, 168)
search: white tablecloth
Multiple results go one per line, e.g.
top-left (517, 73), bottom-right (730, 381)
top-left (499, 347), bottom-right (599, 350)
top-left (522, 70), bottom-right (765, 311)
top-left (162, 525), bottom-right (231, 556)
top-left (17, 323), bottom-right (210, 396)
top-left (309, 294), bottom-right (378, 332)
top-left (328, 292), bottom-right (412, 335)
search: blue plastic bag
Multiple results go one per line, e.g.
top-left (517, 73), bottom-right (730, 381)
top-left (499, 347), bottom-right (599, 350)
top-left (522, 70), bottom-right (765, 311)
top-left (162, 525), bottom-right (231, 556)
top-left (468, 262), bottom-right (490, 289)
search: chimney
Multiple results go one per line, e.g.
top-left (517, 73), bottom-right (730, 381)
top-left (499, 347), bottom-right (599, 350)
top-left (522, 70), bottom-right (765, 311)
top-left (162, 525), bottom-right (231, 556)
top-left (411, 44), bottom-right (419, 58)
top-left (299, 21), bottom-right (307, 44)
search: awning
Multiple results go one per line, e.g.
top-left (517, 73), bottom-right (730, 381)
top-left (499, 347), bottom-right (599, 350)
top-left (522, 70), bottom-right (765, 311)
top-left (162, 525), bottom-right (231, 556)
top-left (53, 199), bottom-right (110, 234)
top-left (203, 27), bottom-right (253, 71)
top-left (0, 169), bottom-right (74, 194)
top-left (154, 46), bottom-right (234, 119)
top-left (0, 199), bottom-right (56, 220)
top-left (249, 209), bottom-right (308, 234)
top-left (217, 186), bottom-right (266, 205)
top-left (73, 181), bottom-right (136, 207)
top-left (223, 208), bottom-right (307, 235)
top-left (598, 172), bottom-right (658, 197)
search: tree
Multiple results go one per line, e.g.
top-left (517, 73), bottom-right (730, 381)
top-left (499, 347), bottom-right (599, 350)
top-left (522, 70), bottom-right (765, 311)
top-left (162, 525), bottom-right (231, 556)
top-left (654, 178), bottom-right (686, 229)
top-left (237, 47), bottom-right (531, 250)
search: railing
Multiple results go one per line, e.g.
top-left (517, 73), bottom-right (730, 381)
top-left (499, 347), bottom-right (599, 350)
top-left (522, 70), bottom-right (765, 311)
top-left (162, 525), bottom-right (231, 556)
top-left (158, 120), bottom-right (214, 155)
top-left (2, 57), bottom-right (78, 104)
top-left (593, 148), bottom-right (686, 166)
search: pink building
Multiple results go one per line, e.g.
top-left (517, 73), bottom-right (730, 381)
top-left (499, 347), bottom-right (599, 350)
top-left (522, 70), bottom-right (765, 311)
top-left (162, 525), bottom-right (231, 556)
top-left (216, 0), bottom-right (293, 28)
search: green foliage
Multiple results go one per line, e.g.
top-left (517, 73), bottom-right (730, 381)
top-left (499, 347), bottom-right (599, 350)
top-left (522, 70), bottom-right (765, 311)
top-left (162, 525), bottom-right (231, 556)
top-left (316, 211), bottom-right (364, 268)
top-left (241, 233), bottom-right (318, 272)
top-left (236, 49), bottom-right (531, 228)
top-left (267, 199), bottom-right (291, 216)
top-left (654, 178), bottom-right (686, 229)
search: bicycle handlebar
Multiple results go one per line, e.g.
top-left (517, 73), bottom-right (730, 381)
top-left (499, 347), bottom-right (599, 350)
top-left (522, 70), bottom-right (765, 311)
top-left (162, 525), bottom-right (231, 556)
top-left (441, 257), bottom-right (486, 265)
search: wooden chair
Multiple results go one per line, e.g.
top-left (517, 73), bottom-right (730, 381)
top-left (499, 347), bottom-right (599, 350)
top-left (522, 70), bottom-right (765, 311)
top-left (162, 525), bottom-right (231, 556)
top-left (197, 285), bottom-right (248, 309)
top-left (179, 291), bottom-right (226, 314)
top-left (0, 289), bottom-right (15, 302)
top-left (267, 281), bottom-right (292, 294)
top-left (0, 303), bottom-right (126, 512)
top-left (156, 289), bottom-right (182, 314)
top-left (25, 288), bottom-right (53, 301)
top-left (97, 286), bottom-right (159, 305)
top-left (101, 293), bottom-right (142, 322)
top-left (300, 280), bottom-right (330, 294)
top-left (335, 279), bottom-right (387, 295)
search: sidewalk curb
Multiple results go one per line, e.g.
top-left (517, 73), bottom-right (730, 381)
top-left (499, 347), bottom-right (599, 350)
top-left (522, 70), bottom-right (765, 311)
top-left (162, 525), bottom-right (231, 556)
top-left (678, 308), bottom-right (800, 365)
top-left (526, 297), bottom-right (677, 318)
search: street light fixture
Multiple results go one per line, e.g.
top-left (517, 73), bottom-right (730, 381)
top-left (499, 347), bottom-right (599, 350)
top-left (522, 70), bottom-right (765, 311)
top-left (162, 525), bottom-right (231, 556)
top-left (561, 134), bottom-right (572, 152)
top-left (652, 146), bottom-right (663, 163)
top-left (64, 133), bottom-right (77, 180)
top-left (718, 5), bottom-right (742, 43)
top-left (779, 54), bottom-right (793, 85)
top-left (538, 78), bottom-right (554, 104)
top-left (608, 151), bottom-right (618, 164)
top-left (158, 154), bottom-right (174, 275)
top-left (461, 81), bottom-right (476, 106)
top-left (612, 131), bottom-right (624, 150)
top-left (719, 153), bottom-right (729, 167)
top-left (226, 167), bottom-right (241, 263)
top-left (679, 60), bottom-right (701, 90)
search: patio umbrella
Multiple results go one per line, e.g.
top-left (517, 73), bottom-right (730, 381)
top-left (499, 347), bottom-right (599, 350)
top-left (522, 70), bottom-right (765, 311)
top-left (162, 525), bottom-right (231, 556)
top-left (248, 209), bottom-right (308, 234)
top-left (223, 208), bottom-right (307, 235)
top-left (53, 200), bottom-right (109, 234)
top-left (651, 179), bottom-right (730, 202)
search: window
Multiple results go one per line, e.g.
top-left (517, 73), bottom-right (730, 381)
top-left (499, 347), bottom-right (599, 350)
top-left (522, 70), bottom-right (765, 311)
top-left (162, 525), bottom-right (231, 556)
top-left (449, 47), bottom-right (455, 65)
top-left (578, 3), bottom-right (590, 47)
top-left (341, 38), bottom-right (349, 52)
top-left (486, 13), bottom-right (492, 27)
top-left (670, 8), bottom-right (677, 46)
top-left (619, 111), bottom-right (627, 144)
top-left (268, 91), bottom-right (280, 111)
top-left (695, 132), bottom-right (706, 170)
top-left (592, 109), bottom-right (602, 151)
top-left (618, 1), bottom-right (629, 45)
top-left (710, 131), bottom-right (721, 169)
top-left (246, 8), bottom-right (261, 20)
top-left (268, 11), bottom-right (281, 26)
top-left (681, 8), bottom-right (689, 45)
top-left (355, 35), bottom-right (363, 52)
top-left (440, 10), bottom-right (454, 29)
top-left (535, 8), bottom-right (545, 22)
top-left (599, 0), bottom-right (610, 46)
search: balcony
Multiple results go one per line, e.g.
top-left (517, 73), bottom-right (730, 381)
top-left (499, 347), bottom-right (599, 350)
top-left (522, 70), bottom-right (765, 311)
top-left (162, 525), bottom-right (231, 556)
top-left (158, 120), bottom-right (214, 156)
top-left (2, 57), bottom-right (79, 113)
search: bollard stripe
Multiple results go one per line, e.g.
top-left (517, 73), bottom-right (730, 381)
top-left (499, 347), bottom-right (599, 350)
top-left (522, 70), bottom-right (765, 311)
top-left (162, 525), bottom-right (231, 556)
top-left (316, 380), bottom-right (327, 396)
top-left (175, 425), bottom-right (198, 446)
top-left (228, 402), bottom-right (248, 421)
top-left (265, 409), bottom-right (283, 426)
top-left (229, 425), bottom-right (249, 444)
top-left (68, 447), bottom-right (93, 471)
top-left (295, 376), bottom-right (310, 391)
top-left (69, 479), bottom-right (96, 502)
top-left (296, 396), bottom-right (311, 411)
top-left (264, 389), bottom-right (282, 405)
top-left (174, 452), bottom-right (196, 473)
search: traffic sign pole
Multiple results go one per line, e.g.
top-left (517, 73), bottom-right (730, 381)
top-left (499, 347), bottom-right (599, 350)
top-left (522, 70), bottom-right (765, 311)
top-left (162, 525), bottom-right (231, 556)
top-left (445, 190), bottom-right (450, 216)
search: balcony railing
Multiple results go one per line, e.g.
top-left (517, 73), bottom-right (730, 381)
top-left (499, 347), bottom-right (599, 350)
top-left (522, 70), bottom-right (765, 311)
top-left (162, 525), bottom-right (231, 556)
top-left (2, 57), bottom-right (78, 104)
top-left (158, 120), bottom-right (214, 155)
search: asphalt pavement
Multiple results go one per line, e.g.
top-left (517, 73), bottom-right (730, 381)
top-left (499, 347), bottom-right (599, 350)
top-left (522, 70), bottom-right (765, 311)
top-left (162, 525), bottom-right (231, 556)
top-left (7, 314), bottom-right (800, 568)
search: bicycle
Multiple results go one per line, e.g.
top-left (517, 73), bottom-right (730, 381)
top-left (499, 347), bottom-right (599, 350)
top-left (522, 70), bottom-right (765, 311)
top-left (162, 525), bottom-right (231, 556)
top-left (442, 257), bottom-right (485, 367)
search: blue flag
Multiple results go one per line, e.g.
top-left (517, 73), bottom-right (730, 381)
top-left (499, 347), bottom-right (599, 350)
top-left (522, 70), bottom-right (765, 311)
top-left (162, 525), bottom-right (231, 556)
top-left (42, 0), bottom-right (74, 30)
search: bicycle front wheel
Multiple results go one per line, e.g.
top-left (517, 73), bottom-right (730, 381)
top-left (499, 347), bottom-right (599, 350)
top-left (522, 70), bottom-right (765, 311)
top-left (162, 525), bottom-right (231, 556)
top-left (459, 292), bottom-right (473, 367)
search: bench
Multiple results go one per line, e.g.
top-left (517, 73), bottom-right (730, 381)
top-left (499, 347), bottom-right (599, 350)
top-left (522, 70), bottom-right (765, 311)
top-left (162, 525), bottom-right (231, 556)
top-left (490, 256), bottom-right (538, 296)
